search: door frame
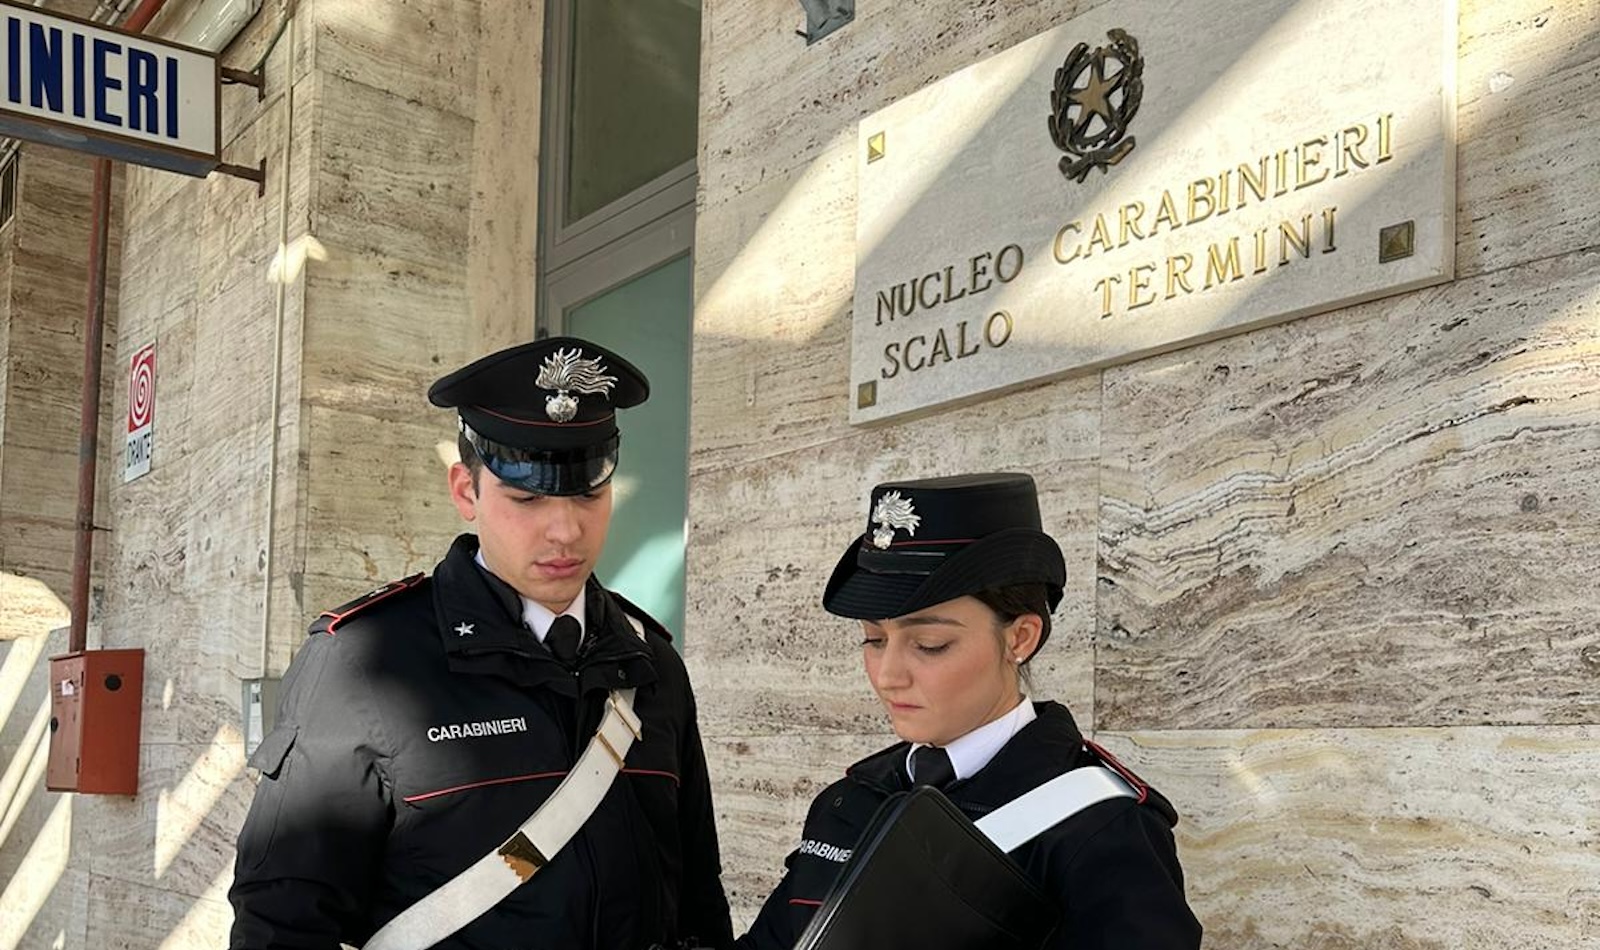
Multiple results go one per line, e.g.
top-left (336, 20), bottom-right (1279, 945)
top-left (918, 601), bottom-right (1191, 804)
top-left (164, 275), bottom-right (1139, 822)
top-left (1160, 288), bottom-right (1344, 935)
top-left (541, 204), bottom-right (696, 333)
top-left (536, 0), bottom-right (700, 327)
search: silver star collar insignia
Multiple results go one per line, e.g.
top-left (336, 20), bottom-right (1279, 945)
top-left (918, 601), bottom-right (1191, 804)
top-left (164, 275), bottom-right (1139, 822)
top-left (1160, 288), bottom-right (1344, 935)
top-left (535, 347), bottom-right (619, 423)
top-left (870, 490), bottom-right (921, 549)
top-left (454, 622), bottom-right (475, 637)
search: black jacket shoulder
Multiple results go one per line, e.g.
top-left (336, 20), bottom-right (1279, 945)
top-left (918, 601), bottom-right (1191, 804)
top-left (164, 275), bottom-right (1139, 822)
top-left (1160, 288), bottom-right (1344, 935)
top-left (307, 573), bottom-right (431, 638)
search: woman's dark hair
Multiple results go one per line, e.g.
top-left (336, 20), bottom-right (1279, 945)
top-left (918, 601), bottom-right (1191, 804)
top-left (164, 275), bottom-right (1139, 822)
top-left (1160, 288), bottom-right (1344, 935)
top-left (972, 583), bottom-right (1052, 692)
top-left (972, 583), bottom-right (1054, 644)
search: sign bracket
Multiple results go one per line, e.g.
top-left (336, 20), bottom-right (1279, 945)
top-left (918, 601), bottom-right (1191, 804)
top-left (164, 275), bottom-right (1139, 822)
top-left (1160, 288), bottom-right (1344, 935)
top-left (216, 157), bottom-right (267, 197)
top-left (221, 66), bottom-right (265, 102)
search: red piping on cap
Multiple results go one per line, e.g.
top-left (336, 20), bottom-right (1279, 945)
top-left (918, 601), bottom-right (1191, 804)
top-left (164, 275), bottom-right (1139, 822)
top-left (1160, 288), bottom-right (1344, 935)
top-left (885, 537), bottom-right (979, 547)
top-left (476, 405), bottom-right (616, 428)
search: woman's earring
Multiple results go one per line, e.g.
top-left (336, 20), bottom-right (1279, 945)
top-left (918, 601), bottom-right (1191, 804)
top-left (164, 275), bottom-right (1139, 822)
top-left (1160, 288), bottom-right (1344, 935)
top-left (1011, 655), bottom-right (1022, 664)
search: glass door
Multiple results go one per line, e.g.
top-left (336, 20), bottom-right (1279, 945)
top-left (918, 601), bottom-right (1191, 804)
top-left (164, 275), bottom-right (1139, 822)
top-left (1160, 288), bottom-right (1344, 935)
top-left (562, 255), bottom-right (692, 636)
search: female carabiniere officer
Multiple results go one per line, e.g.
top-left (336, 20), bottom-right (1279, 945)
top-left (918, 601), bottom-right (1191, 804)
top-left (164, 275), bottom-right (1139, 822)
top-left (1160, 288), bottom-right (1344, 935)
top-left (735, 473), bottom-right (1202, 950)
top-left (229, 338), bottom-right (733, 950)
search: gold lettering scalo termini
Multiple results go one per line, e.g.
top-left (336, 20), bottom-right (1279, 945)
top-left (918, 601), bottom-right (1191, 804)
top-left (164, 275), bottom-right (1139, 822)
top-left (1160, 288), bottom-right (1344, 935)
top-left (881, 310), bottom-right (1015, 379)
top-left (1090, 205), bottom-right (1339, 319)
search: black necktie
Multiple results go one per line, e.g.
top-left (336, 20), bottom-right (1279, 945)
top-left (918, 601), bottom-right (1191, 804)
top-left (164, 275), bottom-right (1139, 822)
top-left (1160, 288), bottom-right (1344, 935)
top-left (546, 615), bottom-right (582, 665)
top-left (910, 745), bottom-right (956, 789)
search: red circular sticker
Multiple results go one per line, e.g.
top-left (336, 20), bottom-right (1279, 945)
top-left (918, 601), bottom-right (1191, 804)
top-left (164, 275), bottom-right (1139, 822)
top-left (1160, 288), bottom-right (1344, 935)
top-left (128, 345), bottom-right (155, 431)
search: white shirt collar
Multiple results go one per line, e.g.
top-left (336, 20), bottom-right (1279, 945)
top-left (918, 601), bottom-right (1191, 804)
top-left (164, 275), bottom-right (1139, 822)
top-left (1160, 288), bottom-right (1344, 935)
top-left (474, 549), bottom-right (585, 643)
top-left (906, 696), bottom-right (1036, 782)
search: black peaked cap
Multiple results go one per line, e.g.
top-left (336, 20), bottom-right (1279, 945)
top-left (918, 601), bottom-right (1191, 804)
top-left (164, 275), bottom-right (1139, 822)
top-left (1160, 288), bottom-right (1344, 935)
top-left (429, 336), bottom-right (649, 495)
top-left (823, 473), bottom-right (1065, 640)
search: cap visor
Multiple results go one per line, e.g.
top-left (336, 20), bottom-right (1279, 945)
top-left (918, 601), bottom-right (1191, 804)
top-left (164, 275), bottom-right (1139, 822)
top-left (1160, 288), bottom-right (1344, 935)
top-left (824, 570), bottom-right (930, 620)
top-left (484, 452), bottom-right (616, 496)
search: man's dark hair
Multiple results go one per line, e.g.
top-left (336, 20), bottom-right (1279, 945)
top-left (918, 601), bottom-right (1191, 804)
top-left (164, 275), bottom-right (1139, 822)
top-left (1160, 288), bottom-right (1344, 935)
top-left (457, 432), bottom-right (483, 492)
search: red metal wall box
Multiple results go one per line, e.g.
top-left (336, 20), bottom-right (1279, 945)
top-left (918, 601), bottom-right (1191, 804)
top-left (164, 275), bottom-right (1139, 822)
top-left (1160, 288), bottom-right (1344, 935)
top-left (46, 649), bottom-right (145, 795)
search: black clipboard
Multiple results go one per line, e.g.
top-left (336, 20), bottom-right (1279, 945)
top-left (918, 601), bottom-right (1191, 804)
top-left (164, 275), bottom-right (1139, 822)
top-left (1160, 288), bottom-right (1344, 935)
top-left (791, 786), bottom-right (1059, 950)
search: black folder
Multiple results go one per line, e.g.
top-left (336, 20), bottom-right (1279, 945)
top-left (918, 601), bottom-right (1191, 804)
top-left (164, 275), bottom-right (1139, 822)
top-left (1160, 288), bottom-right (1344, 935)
top-left (791, 786), bottom-right (1059, 950)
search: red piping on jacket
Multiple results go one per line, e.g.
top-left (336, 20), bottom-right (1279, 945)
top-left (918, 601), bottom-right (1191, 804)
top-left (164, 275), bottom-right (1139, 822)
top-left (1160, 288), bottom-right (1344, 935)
top-left (403, 770), bottom-right (568, 803)
top-left (319, 576), bottom-right (425, 635)
top-left (621, 768), bottom-right (680, 785)
top-left (403, 767), bottom-right (681, 803)
top-left (1084, 739), bottom-right (1151, 804)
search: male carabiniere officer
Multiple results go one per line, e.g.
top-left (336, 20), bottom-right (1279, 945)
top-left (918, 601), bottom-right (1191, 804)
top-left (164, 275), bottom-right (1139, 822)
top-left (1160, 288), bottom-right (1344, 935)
top-left (229, 338), bottom-right (734, 950)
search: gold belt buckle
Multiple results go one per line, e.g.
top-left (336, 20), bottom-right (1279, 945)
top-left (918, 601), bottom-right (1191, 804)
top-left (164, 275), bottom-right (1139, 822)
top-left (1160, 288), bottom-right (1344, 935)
top-left (497, 831), bottom-right (547, 882)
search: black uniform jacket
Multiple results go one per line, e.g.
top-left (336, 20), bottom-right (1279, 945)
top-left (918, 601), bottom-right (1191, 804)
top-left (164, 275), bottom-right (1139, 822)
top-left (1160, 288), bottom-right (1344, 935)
top-left (229, 535), bottom-right (734, 950)
top-left (735, 702), bottom-right (1201, 950)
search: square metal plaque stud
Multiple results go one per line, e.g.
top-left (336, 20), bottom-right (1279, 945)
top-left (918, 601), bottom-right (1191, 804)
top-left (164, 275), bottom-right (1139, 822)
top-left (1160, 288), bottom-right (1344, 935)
top-left (867, 132), bottom-right (886, 163)
top-left (857, 380), bottom-right (878, 408)
top-left (1378, 220), bottom-right (1416, 263)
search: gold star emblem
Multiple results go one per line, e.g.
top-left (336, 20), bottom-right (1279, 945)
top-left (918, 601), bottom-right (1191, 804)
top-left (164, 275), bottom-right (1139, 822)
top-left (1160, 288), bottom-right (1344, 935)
top-left (1069, 53), bottom-right (1121, 136)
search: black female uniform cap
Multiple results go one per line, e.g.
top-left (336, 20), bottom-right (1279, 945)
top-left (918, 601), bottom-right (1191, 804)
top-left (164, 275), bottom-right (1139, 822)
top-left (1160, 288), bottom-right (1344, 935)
top-left (428, 336), bottom-right (649, 496)
top-left (822, 473), bottom-right (1066, 630)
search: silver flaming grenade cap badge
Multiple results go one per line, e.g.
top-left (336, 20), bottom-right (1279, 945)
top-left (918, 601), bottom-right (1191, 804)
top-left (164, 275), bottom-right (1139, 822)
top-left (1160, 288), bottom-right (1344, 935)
top-left (535, 347), bottom-right (618, 422)
top-left (870, 491), bottom-right (921, 549)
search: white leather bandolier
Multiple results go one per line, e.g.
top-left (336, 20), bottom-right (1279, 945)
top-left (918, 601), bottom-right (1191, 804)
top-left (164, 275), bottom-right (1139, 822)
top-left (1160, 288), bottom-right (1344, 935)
top-left (974, 766), bottom-right (1140, 853)
top-left (363, 616), bottom-right (651, 950)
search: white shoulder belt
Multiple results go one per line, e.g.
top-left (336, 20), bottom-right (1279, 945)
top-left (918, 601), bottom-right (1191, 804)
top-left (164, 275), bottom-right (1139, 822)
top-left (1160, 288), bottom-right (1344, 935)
top-left (974, 766), bottom-right (1140, 853)
top-left (363, 615), bottom-right (649, 950)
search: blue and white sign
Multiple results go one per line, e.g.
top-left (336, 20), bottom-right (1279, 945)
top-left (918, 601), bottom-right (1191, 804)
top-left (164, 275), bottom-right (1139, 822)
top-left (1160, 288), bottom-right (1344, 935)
top-left (0, 0), bottom-right (218, 177)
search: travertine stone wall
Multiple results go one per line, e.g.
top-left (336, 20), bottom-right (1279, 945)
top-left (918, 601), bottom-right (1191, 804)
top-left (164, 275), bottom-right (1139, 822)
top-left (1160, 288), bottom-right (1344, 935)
top-left (0, 142), bottom-right (124, 604)
top-left (688, 1), bottom-right (1599, 945)
top-left (0, 1), bottom-right (543, 947)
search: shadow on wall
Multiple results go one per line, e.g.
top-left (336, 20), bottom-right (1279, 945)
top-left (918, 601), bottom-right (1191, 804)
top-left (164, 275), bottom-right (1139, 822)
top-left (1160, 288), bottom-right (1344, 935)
top-left (0, 0), bottom-right (1595, 947)
top-left (0, 577), bottom-right (70, 949)
top-left (0, 572), bottom-right (255, 949)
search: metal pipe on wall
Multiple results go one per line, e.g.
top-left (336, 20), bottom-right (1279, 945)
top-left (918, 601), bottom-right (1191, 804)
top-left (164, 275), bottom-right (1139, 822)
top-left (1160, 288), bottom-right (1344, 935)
top-left (66, 0), bottom-right (170, 655)
top-left (258, 2), bottom-right (297, 680)
top-left (69, 161), bottom-right (112, 656)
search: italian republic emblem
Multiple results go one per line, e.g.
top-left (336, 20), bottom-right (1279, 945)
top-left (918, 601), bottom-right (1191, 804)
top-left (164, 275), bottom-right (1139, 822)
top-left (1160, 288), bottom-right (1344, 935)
top-left (535, 348), bottom-right (617, 423)
top-left (1048, 28), bottom-right (1144, 183)
top-left (870, 491), bottom-right (921, 549)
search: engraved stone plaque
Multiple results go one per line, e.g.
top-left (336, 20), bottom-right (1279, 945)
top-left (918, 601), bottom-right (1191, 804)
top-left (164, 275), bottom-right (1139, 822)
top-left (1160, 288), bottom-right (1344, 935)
top-left (851, 0), bottom-right (1456, 424)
